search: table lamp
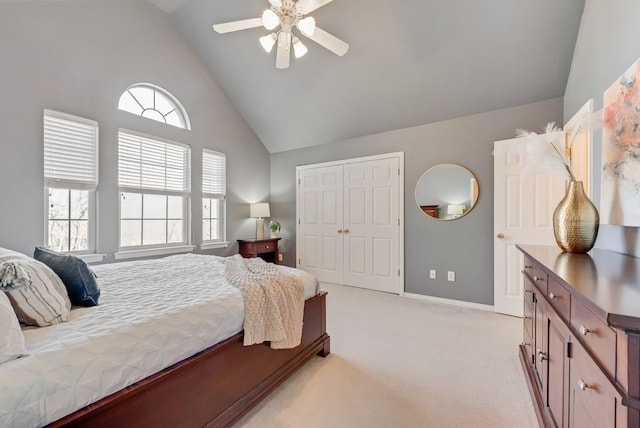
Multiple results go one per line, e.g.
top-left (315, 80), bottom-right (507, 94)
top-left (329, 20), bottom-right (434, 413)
top-left (250, 203), bottom-right (270, 239)
top-left (447, 204), bottom-right (465, 219)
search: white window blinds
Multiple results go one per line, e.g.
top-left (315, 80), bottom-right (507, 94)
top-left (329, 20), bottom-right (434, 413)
top-left (43, 110), bottom-right (98, 190)
top-left (202, 149), bottom-right (226, 197)
top-left (118, 130), bottom-right (191, 194)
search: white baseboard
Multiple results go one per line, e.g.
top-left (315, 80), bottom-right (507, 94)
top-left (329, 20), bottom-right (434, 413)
top-left (403, 292), bottom-right (494, 312)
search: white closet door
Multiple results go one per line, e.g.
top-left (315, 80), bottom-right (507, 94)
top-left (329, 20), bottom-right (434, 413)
top-left (343, 157), bottom-right (400, 293)
top-left (298, 165), bottom-right (344, 284)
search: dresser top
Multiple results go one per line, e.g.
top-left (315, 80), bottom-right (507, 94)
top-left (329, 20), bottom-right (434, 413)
top-left (518, 245), bottom-right (640, 330)
top-left (237, 237), bottom-right (281, 243)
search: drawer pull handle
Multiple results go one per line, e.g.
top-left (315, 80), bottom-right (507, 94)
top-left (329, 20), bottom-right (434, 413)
top-left (344, 229), bottom-right (350, 233)
top-left (524, 315), bottom-right (531, 320)
top-left (578, 379), bottom-right (593, 391)
top-left (548, 292), bottom-right (557, 300)
top-left (524, 265), bottom-right (532, 269)
top-left (534, 276), bottom-right (544, 282)
top-left (337, 229), bottom-right (343, 234)
top-left (265, 246), bottom-right (270, 249)
top-left (579, 325), bottom-right (592, 336)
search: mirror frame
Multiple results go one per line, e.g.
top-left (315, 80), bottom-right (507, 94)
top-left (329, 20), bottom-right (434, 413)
top-left (414, 163), bottom-right (479, 221)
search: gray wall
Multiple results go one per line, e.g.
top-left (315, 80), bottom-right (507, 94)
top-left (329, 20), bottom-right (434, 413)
top-left (272, 98), bottom-right (563, 305)
top-left (0, 1), bottom-right (270, 259)
top-left (564, 0), bottom-right (640, 258)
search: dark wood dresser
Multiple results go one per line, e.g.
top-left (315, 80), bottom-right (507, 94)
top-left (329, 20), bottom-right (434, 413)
top-left (517, 244), bottom-right (640, 427)
top-left (237, 238), bottom-right (280, 264)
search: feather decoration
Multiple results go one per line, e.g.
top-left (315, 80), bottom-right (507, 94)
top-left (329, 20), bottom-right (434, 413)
top-left (566, 109), bottom-right (604, 149)
top-left (516, 122), bottom-right (576, 181)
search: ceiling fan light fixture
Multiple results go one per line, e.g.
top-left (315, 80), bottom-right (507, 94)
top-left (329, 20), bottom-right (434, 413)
top-left (293, 37), bottom-right (308, 58)
top-left (261, 9), bottom-right (280, 30)
top-left (297, 16), bottom-right (316, 36)
top-left (259, 33), bottom-right (277, 53)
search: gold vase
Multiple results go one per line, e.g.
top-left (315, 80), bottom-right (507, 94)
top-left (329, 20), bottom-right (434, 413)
top-left (553, 180), bottom-right (599, 253)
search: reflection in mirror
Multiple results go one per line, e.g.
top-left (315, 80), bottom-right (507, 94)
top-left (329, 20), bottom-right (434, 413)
top-left (415, 163), bottom-right (479, 221)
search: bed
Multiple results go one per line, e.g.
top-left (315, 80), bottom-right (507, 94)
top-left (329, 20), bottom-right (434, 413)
top-left (0, 253), bottom-right (330, 428)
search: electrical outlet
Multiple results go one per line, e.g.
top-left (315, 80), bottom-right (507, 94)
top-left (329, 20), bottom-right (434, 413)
top-left (447, 271), bottom-right (455, 282)
top-left (278, 253), bottom-right (283, 262)
top-left (429, 269), bottom-right (436, 279)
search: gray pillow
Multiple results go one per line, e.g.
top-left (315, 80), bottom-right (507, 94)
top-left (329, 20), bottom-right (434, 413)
top-left (33, 247), bottom-right (100, 307)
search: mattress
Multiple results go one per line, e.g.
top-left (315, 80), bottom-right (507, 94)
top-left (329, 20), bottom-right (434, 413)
top-left (0, 254), bottom-right (319, 428)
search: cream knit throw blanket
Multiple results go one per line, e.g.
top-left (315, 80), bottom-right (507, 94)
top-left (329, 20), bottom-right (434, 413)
top-left (225, 255), bottom-right (304, 349)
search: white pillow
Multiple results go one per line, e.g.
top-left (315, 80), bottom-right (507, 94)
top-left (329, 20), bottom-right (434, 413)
top-left (0, 291), bottom-right (26, 364)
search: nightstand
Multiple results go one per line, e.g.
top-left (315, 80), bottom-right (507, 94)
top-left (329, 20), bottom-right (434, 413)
top-left (237, 238), bottom-right (280, 264)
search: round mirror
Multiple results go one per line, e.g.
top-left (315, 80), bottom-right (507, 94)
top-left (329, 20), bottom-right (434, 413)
top-left (415, 163), bottom-right (479, 221)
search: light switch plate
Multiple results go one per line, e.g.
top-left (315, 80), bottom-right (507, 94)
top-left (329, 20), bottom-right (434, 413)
top-left (447, 271), bottom-right (455, 282)
top-left (429, 269), bottom-right (436, 279)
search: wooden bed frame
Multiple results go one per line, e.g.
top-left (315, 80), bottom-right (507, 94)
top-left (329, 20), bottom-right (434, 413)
top-left (50, 291), bottom-right (330, 428)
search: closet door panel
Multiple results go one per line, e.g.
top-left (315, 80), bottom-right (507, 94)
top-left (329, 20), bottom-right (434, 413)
top-left (298, 165), bottom-right (343, 284)
top-left (343, 157), bottom-right (400, 293)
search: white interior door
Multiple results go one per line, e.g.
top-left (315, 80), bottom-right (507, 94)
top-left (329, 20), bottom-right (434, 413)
top-left (297, 165), bottom-right (343, 284)
top-left (343, 158), bottom-right (400, 293)
top-left (494, 136), bottom-right (565, 316)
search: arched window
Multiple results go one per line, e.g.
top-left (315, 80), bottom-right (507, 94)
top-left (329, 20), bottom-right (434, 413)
top-left (118, 83), bottom-right (191, 130)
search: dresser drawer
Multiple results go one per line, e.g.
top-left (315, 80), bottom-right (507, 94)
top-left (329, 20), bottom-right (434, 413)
top-left (571, 299), bottom-right (616, 378)
top-left (569, 339), bottom-right (620, 428)
top-left (547, 277), bottom-right (570, 322)
top-left (256, 241), bottom-right (276, 253)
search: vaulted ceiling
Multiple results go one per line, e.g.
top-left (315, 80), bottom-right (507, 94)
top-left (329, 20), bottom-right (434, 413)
top-left (149, 0), bottom-right (585, 153)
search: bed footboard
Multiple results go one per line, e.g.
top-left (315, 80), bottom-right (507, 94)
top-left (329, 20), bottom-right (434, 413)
top-left (50, 291), bottom-right (329, 428)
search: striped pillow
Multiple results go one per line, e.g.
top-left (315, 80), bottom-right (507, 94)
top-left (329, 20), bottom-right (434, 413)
top-left (0, 247), bottom-right (71, 311)
top-left (0, 261), bottom-right (70, 327)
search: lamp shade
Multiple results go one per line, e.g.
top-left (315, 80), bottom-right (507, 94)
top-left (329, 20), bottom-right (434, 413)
top-left (261, 9), bottom-right (280, 31)
top-left (259, 33), bottom-right (277, 53)
top-left (250, 203), bottom-right (270, 218)
top-left (447, 204), bottom-right (465, 216)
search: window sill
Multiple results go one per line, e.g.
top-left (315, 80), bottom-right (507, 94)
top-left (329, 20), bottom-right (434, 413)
top-left (114, 245), bottom-right (195, 260)
top-left (200, 241), bottom-right (230, 250)
top-left (78, 253), bottom-right (106, 264)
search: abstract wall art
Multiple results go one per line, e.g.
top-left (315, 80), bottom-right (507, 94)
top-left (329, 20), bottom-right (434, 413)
top-left (600, 56), bottom-right (640, 227)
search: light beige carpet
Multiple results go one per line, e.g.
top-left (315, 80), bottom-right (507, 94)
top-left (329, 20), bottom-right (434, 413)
top-left (236, 282), bottom-right (538, 428)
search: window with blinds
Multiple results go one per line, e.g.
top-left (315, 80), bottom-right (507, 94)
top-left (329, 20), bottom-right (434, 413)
top-left (43, 110), bottom-right (98, 253)
top-left (202, 149), bottom-right (226, 243)
top-left (118, 130), bottom-right (191, 249)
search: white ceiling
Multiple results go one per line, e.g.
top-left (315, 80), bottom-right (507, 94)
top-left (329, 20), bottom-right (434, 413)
top-left (150, 0), bottom-right (585, 153)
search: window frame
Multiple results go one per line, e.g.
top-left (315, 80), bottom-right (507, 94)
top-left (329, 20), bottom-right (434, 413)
top-left (118, 83), bottom-right (191, 130)
top-left (201, 149), bottom-right (227, 249)
top-left (116, 129), bottom-right (193, 259)
top-left (43, 110), bottom-right (99, 257)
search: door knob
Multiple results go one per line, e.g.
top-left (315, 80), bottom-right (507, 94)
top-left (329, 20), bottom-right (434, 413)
top-left (337, 229), bottom-right (343, 234)
top-left (496, 233), bottom-right (505, 239)
top-left (344, 229), bottom-right (350, 233)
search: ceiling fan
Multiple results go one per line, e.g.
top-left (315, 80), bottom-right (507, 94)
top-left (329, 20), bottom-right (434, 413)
top-left (213, 0), bottom-right (349, 69)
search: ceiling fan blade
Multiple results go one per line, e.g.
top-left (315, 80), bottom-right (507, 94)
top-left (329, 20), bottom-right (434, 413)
top-left (213, 17), bottom-right (263, 34)
top-left (275, 37), bottom-right (291, 69)
top-left (302, 26), bottom-right (349, 56)
top-left (296, 0), bottom-right (334, 15)
top-left (268, 0), bottom-right (282, 7)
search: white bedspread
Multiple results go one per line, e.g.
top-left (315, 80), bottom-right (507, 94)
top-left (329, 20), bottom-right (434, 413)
top-left (0, 254), bottom-right (318, 428)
